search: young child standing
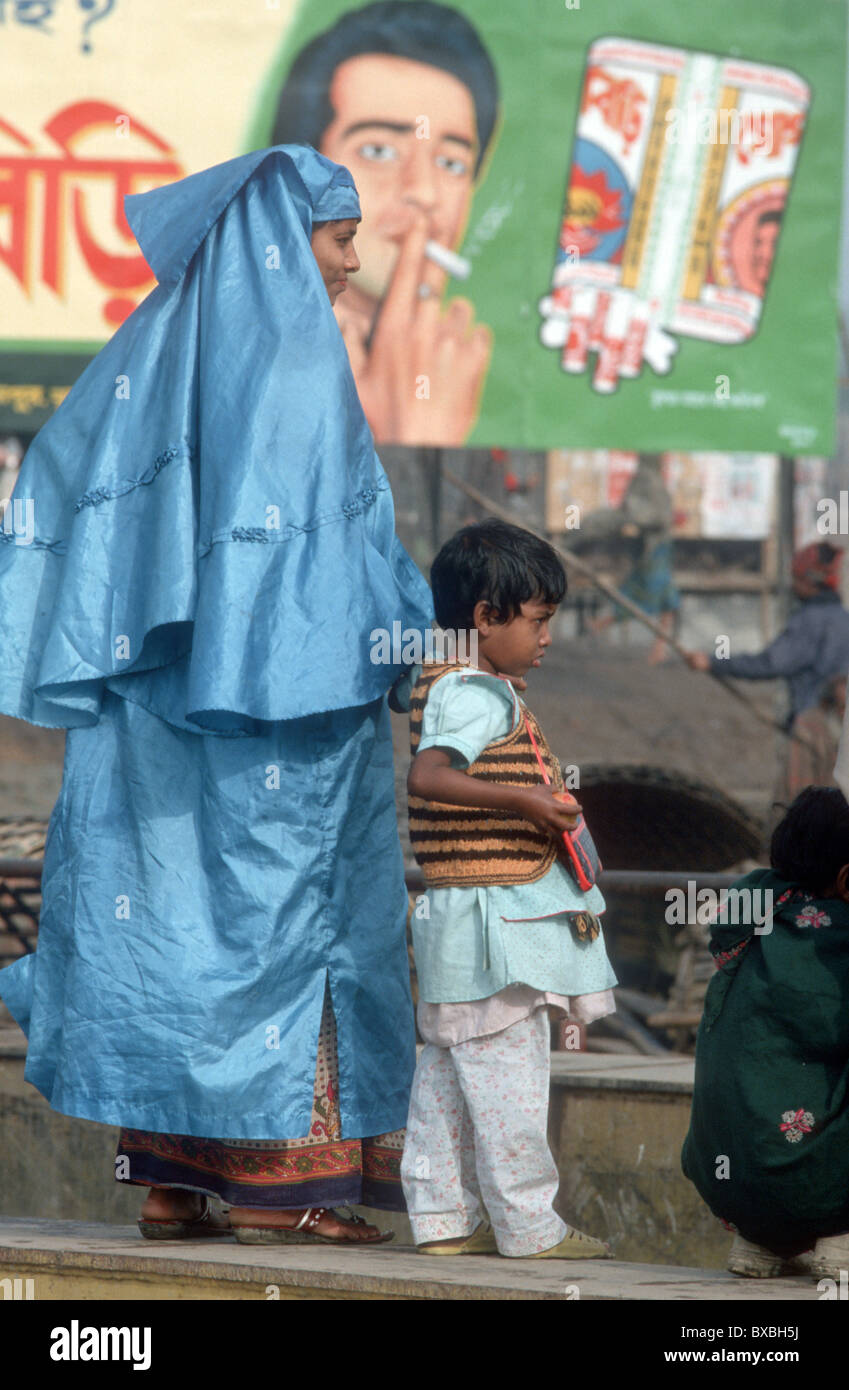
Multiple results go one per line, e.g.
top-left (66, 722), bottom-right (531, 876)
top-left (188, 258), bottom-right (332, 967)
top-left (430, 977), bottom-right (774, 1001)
top-left (400, 519), bottom-right (617, 1258)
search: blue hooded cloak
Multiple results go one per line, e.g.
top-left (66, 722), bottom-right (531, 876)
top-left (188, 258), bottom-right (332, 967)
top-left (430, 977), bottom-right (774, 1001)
top-left (0, 145), bottom-right (433, 1139)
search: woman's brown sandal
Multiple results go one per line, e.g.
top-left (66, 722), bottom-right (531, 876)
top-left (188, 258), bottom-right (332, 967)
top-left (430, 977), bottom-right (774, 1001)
top-left (232, 1206), bottom-right (395, 1246)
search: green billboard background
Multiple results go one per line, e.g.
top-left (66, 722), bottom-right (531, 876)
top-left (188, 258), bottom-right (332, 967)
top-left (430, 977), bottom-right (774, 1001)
top-left (249, 0), bottom-right (847, 454)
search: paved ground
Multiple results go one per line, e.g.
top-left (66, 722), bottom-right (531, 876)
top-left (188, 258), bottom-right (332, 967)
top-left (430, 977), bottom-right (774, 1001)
top-left (0, 1218), bottom-right (823, 1301)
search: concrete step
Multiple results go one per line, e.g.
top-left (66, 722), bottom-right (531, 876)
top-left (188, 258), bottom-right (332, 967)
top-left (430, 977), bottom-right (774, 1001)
top-left (2, 1026), bottom-right (723, 1268)
top-left (0, 1218), bottom-right (823, 1301)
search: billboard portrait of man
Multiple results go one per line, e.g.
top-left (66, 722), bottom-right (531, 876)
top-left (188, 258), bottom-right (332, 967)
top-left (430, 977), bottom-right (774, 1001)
top-left (271, 0), bottom-right (500, 445)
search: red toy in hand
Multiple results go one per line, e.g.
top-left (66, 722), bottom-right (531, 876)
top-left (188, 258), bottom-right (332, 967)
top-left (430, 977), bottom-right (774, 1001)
top-left (523, 718), bottom-right (602, 893)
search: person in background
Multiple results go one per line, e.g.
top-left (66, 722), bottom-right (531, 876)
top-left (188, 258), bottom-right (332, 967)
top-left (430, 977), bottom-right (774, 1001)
top-left (580, 458), bottom-right (680, 664)
top-left (686, 542), bottom-right (849, 808)
top-left (782, 671), bottom-right (847, 801)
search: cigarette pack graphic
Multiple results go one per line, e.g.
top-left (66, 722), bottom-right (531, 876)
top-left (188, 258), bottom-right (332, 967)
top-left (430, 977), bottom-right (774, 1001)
top-left (538, 38), bottom-right (810, 393)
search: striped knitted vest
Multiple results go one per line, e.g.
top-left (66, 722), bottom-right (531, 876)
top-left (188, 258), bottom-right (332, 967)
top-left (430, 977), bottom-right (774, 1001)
top-left (408, 661), bottom-right (564, 888)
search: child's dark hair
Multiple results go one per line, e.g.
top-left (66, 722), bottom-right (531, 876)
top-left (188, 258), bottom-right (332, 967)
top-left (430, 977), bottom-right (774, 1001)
top-left (770, 786), bottom-right (849, 893)
top-left (430, 518), bottom-right (566, 629)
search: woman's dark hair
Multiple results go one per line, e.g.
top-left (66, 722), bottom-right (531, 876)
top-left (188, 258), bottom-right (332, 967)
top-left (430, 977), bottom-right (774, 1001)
top-left (271, 1), bottom-right (499, 177)
top-left (770, 786), bottom-right (849, 893)
top-left (431, 518), bottom-right (566, 630)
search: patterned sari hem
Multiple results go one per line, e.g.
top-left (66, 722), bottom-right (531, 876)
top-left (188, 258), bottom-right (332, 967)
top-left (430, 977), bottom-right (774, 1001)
top-left (114, 987), bottom-right (406, 1211)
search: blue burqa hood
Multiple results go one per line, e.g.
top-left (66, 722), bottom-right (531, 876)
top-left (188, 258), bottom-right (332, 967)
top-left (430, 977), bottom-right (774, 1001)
top-left (0, 144), bottom-right (433, 734)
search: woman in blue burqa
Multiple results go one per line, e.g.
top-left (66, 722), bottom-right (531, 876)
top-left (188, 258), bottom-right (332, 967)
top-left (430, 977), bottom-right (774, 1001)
top-left (0, 146), bottom-right (434, 1244)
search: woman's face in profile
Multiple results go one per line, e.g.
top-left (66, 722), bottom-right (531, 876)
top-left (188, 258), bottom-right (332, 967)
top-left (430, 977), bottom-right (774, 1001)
top-left (310, 218), bottom-right (361, 305)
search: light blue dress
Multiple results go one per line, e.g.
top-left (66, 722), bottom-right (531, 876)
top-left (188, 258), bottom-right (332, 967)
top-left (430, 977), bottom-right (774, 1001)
top-left (411, 670), bottom-right (617, 1003)
top-left (0, 147), bottom-right (434, 1139)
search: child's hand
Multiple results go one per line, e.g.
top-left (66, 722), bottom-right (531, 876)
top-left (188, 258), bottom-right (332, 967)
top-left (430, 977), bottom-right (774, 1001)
top-left (517, 785), bottom-right (581, 835)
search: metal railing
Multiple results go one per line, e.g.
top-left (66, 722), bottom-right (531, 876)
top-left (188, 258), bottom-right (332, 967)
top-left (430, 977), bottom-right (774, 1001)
top-left (0, 859), bottom-right (42, 964)
top-left (0, 858), bottom-right (745, 970)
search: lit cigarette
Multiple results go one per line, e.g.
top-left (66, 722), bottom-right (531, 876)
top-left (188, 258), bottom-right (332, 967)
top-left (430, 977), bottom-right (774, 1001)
top-left (424, 240), bottom-right (470, 280)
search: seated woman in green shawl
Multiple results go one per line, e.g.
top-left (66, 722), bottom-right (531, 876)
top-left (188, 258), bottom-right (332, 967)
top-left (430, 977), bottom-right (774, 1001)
top-left (682, 786), bottom-right (849, 1279)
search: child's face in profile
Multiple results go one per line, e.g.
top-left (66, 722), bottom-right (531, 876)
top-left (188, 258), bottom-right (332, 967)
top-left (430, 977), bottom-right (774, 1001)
top-left (474, 596), bottom-right (557, 677)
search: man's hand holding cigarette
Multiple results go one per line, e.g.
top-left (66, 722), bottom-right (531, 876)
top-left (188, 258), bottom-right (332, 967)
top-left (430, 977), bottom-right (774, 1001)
top-left (340, 210), bottom-right (492, 445)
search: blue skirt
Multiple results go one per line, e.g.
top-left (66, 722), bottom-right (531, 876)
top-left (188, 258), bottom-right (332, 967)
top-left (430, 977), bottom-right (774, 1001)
top-left (0, 688), bottom-right (415, 1140)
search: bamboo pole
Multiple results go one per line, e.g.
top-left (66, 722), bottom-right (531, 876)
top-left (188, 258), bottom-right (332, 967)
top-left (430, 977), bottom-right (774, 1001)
top-left (441, 466), bottom-right (817, 749)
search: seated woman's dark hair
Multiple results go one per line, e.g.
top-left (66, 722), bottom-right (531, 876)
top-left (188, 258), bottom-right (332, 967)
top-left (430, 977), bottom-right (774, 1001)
top-left (430, 518), bottom-right (566, 630)
top-left (770, 786), bottom-right (849, 894)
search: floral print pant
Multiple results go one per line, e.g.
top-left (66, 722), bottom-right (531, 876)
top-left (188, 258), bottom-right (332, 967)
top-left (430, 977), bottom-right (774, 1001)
top-left (400, 1006), bottom-right (566, 1256)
